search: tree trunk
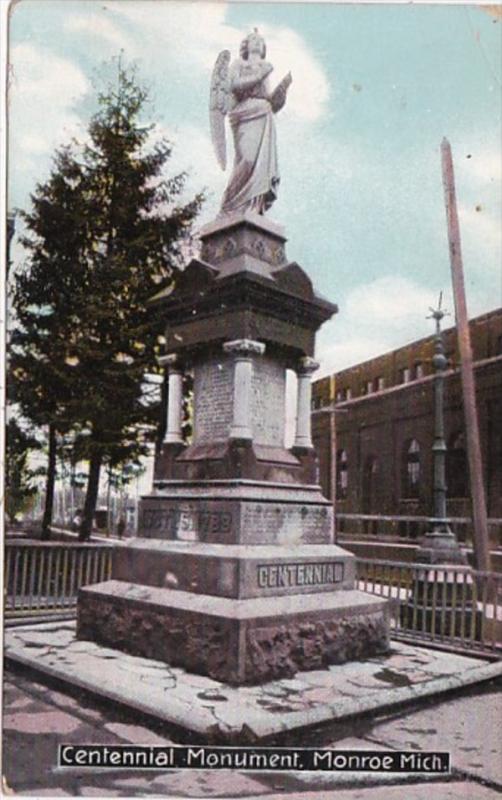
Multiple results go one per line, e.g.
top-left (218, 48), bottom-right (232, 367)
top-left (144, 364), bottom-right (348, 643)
top-left (41, 424), bottom-right (57, 540)
top-left (79, 451), bottom-right (102, 541)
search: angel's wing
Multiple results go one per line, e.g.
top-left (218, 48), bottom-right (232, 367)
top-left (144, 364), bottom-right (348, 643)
top-left (209, 50), bottom-right (231, 171)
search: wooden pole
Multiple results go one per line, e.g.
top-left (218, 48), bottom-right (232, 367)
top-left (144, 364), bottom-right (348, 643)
top-left (329, 375), bottom-right (337, 518)
top-left (440, 137), bottom-right (491, 572)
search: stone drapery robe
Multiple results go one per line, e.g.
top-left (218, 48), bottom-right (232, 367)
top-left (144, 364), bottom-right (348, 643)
top-left (221, 60), bottom-right (279, 215)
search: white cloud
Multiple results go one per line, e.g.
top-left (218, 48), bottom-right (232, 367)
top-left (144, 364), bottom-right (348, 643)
top-left (109, 1), bottom-right (329, 122)
top-left (147, 122), bottom-right (225, 221)
top-left (344, 275), bottom-right (440, 324)
top-left (316, 275), bottom-right (443, 375)
top-left (256, 25), bottom-right (329, 122)
top-left (8, 43), bottom-right (89, 197)
top-left (64, 13), bottom-right (134, 53)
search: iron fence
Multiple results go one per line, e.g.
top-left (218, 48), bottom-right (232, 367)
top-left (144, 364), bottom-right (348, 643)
top-left (4, 542), bottom-right (113, 620)
top-left (3, 543), bottom-right (501, 659)
top-left (356, 557), bottom-right (502, 658)
top-left (337, 512), bottom-right (502, 545)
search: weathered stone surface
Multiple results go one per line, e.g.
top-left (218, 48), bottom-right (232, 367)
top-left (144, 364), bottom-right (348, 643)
top-left (77, 582), bottom-right (389, 685)
top-left (244, 612), bottom-right (389, 683)
top-left (139, 494), bottom-right (333, 544)
top-left (112, 541), bottom-right (355, 598)
top-left (6, 622), bottom-right (501, 743)
top-left (192, 354), bottom-right (234, 443)
top-left (200, 212), bottom-right (287, 275)
top-left (250, 356), bottom-right (286, 446)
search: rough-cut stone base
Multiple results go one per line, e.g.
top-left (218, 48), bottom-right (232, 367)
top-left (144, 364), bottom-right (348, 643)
top-left (77, 581), bottom-right (389, 685)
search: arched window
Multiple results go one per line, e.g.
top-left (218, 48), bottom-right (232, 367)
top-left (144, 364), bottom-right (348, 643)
top-left (402, 439), bottom-right (421, 498)
top-left (447, 432), bottom-right (468, 498)
top-left (336, 449), bottom-right (348, 498)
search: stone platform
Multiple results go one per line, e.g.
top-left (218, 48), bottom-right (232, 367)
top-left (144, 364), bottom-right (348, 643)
top-left (77, 582), bottom-right (389, 684)
top-left (5, 621), bottom-right (502, 744)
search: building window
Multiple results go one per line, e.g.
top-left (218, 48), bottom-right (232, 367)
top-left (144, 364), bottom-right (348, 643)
top-left (415, 362), bottom-right (424, 379)
top-left (376, 376), bottom-right (385, 391)
top-left (364, 380), bottom-right (374, 395)
top-left (336, 387), bottom-right (352, 402)
top-left (362, 455), bottom-right (379, 533)
top-left (496, 335), bottom-right (502, 356)
top-left (447, 431), bottom-right (469, 498)
top-left (336, 449), bottom-right (348, 498)
top-left (399, 367), bottom-right (411, 384)
top-left (402, 439), bottom-right (421, 498)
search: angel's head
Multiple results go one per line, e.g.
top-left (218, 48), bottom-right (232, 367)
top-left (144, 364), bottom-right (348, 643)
top-left (240, 28), bottom-right (266, 60)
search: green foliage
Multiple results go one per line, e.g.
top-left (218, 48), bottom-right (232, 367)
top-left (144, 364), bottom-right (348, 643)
top-left (5, 418), bottom-right (40, 523)
top-left (10, 57), bottom-right (204, 537)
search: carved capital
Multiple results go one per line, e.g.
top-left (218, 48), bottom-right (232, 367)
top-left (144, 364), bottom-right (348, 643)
top-left (223, 339), bottom-right (266, 358)
top-left (158, 353), bottom-right (182, 372)
top-left (297, 356), bottom-right (319, 377)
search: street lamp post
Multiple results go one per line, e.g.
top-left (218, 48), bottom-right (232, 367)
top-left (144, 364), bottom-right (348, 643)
top-left (418, 295), bottom-right (465, 564)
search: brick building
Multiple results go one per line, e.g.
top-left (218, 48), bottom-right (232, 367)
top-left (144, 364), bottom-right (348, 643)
top-left (311, 308), bottom-right (502, 554)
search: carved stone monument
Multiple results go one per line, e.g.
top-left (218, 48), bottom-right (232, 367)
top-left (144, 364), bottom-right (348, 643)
top-left (77, 31), bottom-right (390, 685)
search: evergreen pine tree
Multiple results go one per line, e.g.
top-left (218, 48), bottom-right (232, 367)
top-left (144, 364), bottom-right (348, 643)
top-left (11, 59), bottom-right (203, 540)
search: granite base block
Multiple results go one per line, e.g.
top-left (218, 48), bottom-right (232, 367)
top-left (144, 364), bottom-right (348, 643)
top-left (77, 581), bottom-right (390, 685)
top-left (112, 541), bottom-right (356, 598)
top-left (139, 488), bottom-right (333, 545)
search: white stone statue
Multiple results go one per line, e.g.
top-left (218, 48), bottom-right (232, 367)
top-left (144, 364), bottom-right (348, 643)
top-left (210, 29), bottom-right (292, 216)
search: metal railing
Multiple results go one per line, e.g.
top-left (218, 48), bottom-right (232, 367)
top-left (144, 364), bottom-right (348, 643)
top-left (4, 543), bottom-right (501, 659)
top-left (357, 557), bottom-right (502, 658)
top-left (4, 542), bottom-right (113, 620)
top-left (338, 512), bottom-right (502, 546)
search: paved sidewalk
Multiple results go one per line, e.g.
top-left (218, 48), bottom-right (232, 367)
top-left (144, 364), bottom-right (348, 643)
top-left (6, 621), bottom-right (502, 741)
top-left (2, 667), bottom-right (501, 798)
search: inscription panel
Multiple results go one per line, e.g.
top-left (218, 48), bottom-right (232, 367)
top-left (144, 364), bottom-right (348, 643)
top-left (251, 356), bottom-right (286, 446)
top-left (140, 498), bottom-right (333, 544)
top-left (256, 561), bottom-right (344, 590)
top-left (241, 556), bottom-right (353, 597)
top-left (141, 501), bottom-right (234, 541)
top-left (240, 502), bottom-right (333, 544)
top-left (193, 355), bottom-right (233, 443)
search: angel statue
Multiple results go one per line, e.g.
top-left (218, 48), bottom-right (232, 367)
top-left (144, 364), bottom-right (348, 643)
top-left (210, 29), bottom-right (292, 216)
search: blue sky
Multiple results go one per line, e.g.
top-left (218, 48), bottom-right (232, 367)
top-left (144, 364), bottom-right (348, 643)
top-left (8, 1), bottom-right (502, 375)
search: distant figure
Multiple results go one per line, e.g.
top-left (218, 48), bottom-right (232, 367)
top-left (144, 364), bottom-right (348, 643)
top-left (117, 517), bottom-right (126, 540)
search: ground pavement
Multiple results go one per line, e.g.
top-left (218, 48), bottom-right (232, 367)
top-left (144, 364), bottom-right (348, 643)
top-left (2, 664), bottom-right (501, 799)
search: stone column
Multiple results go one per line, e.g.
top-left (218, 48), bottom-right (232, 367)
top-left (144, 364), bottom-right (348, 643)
top-left (223, 339), bottom-right (265, 440)
top-left (161, 354), bottom-right (184, 444)
top-left (294, 356), bottom-right (319, 449)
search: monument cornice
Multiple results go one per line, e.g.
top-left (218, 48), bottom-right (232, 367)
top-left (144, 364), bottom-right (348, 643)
top-left (153, 267), bottom-right (337, 329)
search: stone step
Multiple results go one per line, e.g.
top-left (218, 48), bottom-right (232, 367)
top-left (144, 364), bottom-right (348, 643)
top-left (113, 540), bottom-right (356, 598)
top-left (77, 581), bottom-right (389, 684)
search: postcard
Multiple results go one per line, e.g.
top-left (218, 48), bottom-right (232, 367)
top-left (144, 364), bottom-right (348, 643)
top-left (3, 2), bottom-right (501, 798)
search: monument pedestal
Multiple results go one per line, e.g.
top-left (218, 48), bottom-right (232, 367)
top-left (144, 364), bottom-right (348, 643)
top-left (77, 212), bottom-right (390, 684)
top-left (78, 582), bottom-right (388, 685)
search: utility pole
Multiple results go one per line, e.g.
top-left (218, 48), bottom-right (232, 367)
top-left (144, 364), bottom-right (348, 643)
top-left (329, 375), bottom-right (337, 516)
top-left (441, 138), bottom-right (491, 572)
